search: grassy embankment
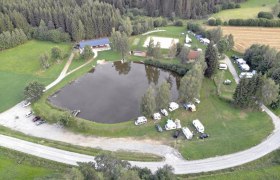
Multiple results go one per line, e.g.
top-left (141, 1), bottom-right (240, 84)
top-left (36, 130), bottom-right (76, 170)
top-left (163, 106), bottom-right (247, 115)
top-left (0, 40), bottom-right (71, 112)
top-left (0, 146), bottom-right (70, 180)
top-left (212, 0), bottom-right (278, 21)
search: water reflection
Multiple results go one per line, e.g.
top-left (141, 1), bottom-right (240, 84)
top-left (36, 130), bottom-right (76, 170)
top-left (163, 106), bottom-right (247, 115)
top-left (49, 62), bottom-right (181, 124)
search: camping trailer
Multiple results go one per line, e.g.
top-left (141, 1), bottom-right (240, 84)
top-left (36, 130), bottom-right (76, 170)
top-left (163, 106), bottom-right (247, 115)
top-left (192, 119), bottom-right (204, 133)
top-left (175, 119), bottom-right (182, 129)
top-left (182, 127), bottom-right (193, 139)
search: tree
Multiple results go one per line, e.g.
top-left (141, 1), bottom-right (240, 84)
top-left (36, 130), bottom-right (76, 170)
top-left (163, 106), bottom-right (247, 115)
top-left (168, 40), bottom-right (177, 58)
top-left (111, 31), bottom-right (129, 60)
top-left (121, 17), bottom-right (133, 36)
top-left (82, 45), bottom-right (94, 60)
top-left (156, 81), bottom-right (171, 109)
top-left (227, 34), bottom-right (235, 50)
top-left (217, 38), bottom-right (228, 54)
top-left (64, 168), bottom-right (84, 180)
top-left (120, 170), bottom-right (141, 180)
top-left (179, 46), bottom-right (190, 64)
top-left (261, 77), bottom-right (279, 105)
top-left (24, 81), bottom-right (45, 102)
top-left (153, 42), bottom-right (161, 59)
top-left (179, 59), bottom-right (204, 102)
top-left (204, 42), bottom-right (218, 78)
top-left (176, 42), bottom-right (182, 56)
top-left (207, 27), bottom-right (223, 43)
top-left (154, 165), bottom-right (176, 180)
top-left (146, 37), bottom-right (155, 56)
top-left (57, 112), bottom-right (72, 127)
top-left (140, 86), bottom-right (156, 117)
top-left (272, 68), bottom-right (280, 85)
top-left (78, 162), bottom-right (101, 180)
top-left (40, 53), bottom-right (50, 69)
top-left (51, 47), bottom-right (62, 60)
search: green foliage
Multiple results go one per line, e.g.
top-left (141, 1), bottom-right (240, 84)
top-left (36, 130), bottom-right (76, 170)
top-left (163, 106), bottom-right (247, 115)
top-left (51, 47), bottom-right (62, 60)
top-left (140, 86), bottom-right (156, 117)
top-left (153, 42), bottom-right (161, 59)
top-left (244, 44), bottom-right (279, 74)
top-left (111, 30), bottom-right (129, 60)
top-left (228, 18), bottom-right (280, 27)
top-left (156, 81), bottom-right (171, 109)
top-left (146, 37), bottom-right (155, 56)
top-left (78, 162), bottom-right (101, 180)
top-left (206, 27), bottom-right (223, 44)
top-left (174, 20), bottom-right (183, 26)
top-left (204, 42), bottom-right (218, 78)
top-left (24, 81), bottom-right (45, 102)
top-left (39, 53), bottom-right (50, 69)
top-left (0, 28), bottom-right (27, 51)
top-left (57, 112), bottom-right (72, 127)
top-left (258, 11), bottom-right (274, 19)
top-left (179, 46), bottom-right (190, 64)
top-left (81, 45), bottom-right (94, 60)
top-left (144, 60), bottom-right (189, 76)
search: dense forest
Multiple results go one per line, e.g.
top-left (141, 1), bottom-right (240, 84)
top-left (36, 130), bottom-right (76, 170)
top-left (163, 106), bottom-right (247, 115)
top-left (0, 0), bottom-right (245, 47)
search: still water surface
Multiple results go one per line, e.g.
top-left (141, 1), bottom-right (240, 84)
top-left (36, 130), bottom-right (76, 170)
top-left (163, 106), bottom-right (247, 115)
top-left (49, 61), bottom-right (181, 123)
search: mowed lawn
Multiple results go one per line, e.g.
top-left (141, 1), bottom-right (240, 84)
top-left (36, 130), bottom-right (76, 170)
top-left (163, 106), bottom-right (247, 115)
top-left (0, 40), bottom-right (71, 112)
top-left (212, 0), bottom-right (278, 21)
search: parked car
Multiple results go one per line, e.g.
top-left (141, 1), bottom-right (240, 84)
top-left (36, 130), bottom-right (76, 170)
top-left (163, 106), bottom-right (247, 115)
top-left (173, 130), bottom-right (181, 138)
top-left (199, 133), bottom-right (209, 139)
top-left (25, 111), bottom-right (33, 118)
top-left (32, 116), bottom-right (41, 122)
top-left (218, 63), bottom-right (228, 70)
top-left (135, 116), bottom-right (147, 126)
top-left (155, 124), bottom-right (163, 132)
top-left (231, 55), bottom-right (239, 60)
top-left (194, 98), bottom-right (200, 104)
top-left (22, 101), bottom-right (31, 107)
top-left (160, 109), bottom-right (168, 116)
top-left (35, 120), bottom-right (46, 126)
top-left (224, 79), bottom-right (232, 85)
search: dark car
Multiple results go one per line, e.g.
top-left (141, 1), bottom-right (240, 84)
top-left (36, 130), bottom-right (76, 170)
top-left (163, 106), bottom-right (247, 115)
top-left (155, 124), bottom-right (163, 132)
top-left (199, 133), bottom-right (209, 139)
top-left (173, 130), bottom-right (181, 138)
top-left (231, 55), bottom-right (239, 60)
top-left (35, 120), bottom-right (46, 126)
top-left (32, 116), bottom-right (41, 122)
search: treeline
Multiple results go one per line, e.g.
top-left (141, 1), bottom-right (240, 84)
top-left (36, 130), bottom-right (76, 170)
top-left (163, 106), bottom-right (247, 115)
top-left (102, 0), bottom-right (245, 19)
top-left (227, 18), bottom-right (280, 27)
top-left (0, 0), bottom-right (122, 41)
top-left (0, 28), bottom-right (27, 50)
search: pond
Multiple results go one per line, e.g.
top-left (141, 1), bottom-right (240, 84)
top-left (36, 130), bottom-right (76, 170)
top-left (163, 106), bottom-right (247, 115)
top-left (49, 61), bottom-right (181, 124)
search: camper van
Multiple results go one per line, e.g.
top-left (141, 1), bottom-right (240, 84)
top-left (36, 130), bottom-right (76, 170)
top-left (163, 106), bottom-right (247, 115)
top-left (183, 103), bottom-right (196, 112)
top-left (182, 127), bottom-right (193, 139)
top-left (240, 64), bottom-right (250, 71)
top-left (192, 119), bottom-right (205, 133)
top-left (219, 64), bottom-right (228, 70)
top-left (239, 72), bottom-right (253, 79)
top-left (135, 116), bottom-right (147, 125)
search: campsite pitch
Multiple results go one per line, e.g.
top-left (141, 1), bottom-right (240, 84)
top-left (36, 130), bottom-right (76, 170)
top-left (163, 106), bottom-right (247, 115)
top-left (143, 36), bottom-right (179, 49)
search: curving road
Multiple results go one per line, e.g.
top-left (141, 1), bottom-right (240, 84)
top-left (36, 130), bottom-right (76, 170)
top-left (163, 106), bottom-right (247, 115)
top-left (0, 56), bottom-right (279, 174)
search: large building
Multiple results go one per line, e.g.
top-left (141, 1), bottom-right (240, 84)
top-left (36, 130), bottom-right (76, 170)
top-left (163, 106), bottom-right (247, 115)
top-left (78, 38), bottom-right (111, 53)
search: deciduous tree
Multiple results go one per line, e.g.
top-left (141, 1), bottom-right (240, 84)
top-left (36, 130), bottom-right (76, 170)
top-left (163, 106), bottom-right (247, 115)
top-left (24, 81), bottom-right (45, 102)
top-left (204, 42), bottom-right (218, 78)
top-left (140, 86), bottom-right (156, 116)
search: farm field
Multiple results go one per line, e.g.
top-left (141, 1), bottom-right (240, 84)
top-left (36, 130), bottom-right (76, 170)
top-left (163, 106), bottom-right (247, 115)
top-left (218, 26), bottom-right (280, 52)
top-left (212, 0), bottom-right (278, 21)
top-left (0, 40), bottom-right (71, 112)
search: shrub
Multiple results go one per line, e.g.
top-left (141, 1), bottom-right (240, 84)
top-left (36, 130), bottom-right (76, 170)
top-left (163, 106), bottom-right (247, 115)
top-left (258, 11), bottom-right (274, 19)
top-left (208, 18), bottom-right (217, 26)
top-left (174, 20), bottom-right (183, 26)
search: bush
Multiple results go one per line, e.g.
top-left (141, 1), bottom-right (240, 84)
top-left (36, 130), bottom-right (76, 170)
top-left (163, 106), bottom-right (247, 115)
top-left (208, 18), bottom-right (217, 26)
top-left (258, 11), bottom-right (274, 19)
top-left (174, 20), bottom-right (183, 26)
top-left (144, 60), bottom-right (189, 76)
top-left (228, 18), bottom-right (280, 27)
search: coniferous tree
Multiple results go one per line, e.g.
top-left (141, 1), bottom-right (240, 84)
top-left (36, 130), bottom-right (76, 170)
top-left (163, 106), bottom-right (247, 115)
top-left (204, 41), bottom-right (218, 78)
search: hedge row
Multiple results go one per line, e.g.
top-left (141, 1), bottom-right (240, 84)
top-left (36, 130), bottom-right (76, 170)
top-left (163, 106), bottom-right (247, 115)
top-left (144, 59), bottom-right (189, 76)
top-left (228, 18), bottom-right (280, 27)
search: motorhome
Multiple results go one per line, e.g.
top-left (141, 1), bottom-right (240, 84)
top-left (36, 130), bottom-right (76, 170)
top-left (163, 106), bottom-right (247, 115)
top-left (169, 102), bottom-right (179, 112)
top-left (192, 119), bottom-right (205, 133)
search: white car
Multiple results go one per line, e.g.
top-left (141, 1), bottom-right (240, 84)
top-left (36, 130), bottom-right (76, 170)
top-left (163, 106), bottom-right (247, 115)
top-left (153, 113), bottom-right (161, 120)
top-left (219, 64), bottom-right (228, 70)
top-left (239, 72), bottom-right (253, 79)
top-left (169, 102), bottom-right (179, 112)
top-left (25, 111), bottom-right (33, 118)
top-left (22, 101), bottom-right (31, 107)
top-left (160, 109), bottom-right (168, 116)
top-left (135, 116), bottom-right (147, 126)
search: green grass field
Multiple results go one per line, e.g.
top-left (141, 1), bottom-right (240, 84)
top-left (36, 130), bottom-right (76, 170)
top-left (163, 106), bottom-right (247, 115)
top-left (0, 40), bottom-right (71, 112)
top-left (212, 0), bottom-right (279, 21)
top-left (0, 147), bottom-right (69, 180)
